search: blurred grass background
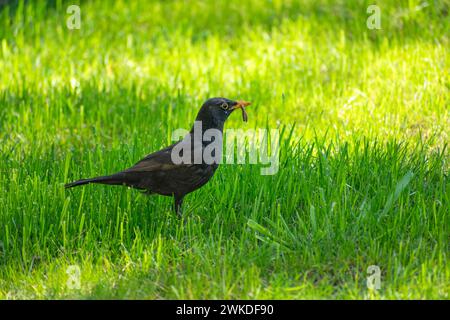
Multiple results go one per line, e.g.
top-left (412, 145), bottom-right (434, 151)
top-left (0, 0), bottom-right (448, 299)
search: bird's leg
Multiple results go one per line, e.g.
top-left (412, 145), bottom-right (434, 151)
top-left (174, 195), bottom-right (184, 217)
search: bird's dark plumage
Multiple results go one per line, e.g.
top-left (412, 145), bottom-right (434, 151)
top-left (65, 97), bottom-right (251, 215)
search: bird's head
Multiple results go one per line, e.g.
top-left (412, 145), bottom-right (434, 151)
top-left (195, 97), bottom-right (251, 129)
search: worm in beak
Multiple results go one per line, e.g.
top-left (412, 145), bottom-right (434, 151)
top-left (233, 100), bottom-right (251, 122)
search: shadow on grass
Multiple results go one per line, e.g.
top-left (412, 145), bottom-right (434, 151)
top-left (1, 0), bottom-right (448, 46)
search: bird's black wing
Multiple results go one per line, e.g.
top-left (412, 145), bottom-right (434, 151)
top-left (124, 143), bottom-right (185, 172)
top-left (122, 142), bottom-right (215, 194)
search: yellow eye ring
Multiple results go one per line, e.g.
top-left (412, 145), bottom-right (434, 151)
top-left (220, 102), bottom-right (229, 110)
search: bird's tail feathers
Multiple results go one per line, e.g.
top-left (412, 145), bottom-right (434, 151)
top-left (65, 173), bottom-right (128, 189)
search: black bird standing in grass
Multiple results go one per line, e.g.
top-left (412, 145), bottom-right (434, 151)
top-left (65, 98), bottom-right (251, 215)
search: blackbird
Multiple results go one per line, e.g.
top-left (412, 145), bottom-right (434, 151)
top-left (65, 97), bottom-right (251, 215)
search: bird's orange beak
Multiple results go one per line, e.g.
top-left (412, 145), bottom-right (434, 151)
top-left (232, 100), bottom-right (252, 110)
top-left (232, 100), bottom-right (251, 122)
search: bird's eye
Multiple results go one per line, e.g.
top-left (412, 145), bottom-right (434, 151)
top-left (220, 102), bottom-right (229, 110)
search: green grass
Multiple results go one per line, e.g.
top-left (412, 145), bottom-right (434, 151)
top-left (0, 0), bottom-right (448, 299)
